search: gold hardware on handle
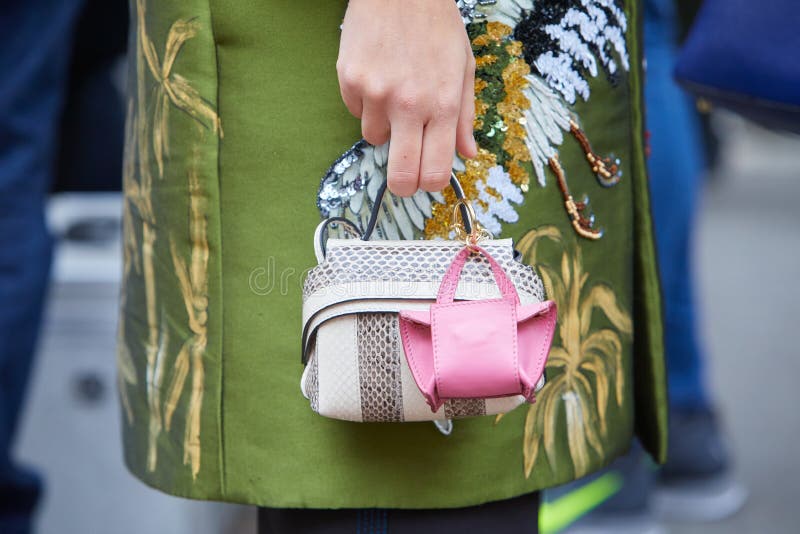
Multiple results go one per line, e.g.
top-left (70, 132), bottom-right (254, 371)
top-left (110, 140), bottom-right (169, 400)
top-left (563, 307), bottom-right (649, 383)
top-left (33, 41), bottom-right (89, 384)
top-left (450, 199), bottom-right (491, 250)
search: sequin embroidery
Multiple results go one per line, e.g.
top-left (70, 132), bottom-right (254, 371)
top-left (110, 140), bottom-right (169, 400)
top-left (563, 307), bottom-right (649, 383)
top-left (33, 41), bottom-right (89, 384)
top-left (318, 0), bottom-right (630, 240)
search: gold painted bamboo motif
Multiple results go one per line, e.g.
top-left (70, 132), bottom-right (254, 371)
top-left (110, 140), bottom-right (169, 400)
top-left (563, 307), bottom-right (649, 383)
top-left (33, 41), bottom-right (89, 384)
top-left (119, 0), bottom-right (220, 479)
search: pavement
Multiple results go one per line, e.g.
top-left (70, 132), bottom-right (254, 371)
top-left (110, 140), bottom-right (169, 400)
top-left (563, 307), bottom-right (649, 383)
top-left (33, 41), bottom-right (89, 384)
top-left (12, 113), bottom-right (800, 533)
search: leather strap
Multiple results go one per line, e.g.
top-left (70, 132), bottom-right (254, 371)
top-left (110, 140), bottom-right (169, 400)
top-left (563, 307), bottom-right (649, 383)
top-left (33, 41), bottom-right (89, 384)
top-left (362, 171), bottom-right (471, 240)
top-left (317, 171), bottom-right (472, 257)
top-left (314, 216), bottom-right (363, 260)
top-left (437, 246), bottom-right (520, 305)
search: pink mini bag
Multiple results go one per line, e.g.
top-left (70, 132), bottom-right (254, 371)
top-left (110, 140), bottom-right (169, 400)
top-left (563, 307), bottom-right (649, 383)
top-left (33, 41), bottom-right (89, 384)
top-left (399, 245), bottom-right (557, 412)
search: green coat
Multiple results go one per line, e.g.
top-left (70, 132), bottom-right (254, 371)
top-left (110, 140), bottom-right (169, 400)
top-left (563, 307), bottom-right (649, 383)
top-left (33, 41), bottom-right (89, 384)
top-left (119, 0), bottom-right (667, 508)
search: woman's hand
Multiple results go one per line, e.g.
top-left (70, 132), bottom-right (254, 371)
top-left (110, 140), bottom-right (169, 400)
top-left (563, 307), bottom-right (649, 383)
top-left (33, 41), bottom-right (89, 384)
top-left (337, 0), bottom-right (478, 197)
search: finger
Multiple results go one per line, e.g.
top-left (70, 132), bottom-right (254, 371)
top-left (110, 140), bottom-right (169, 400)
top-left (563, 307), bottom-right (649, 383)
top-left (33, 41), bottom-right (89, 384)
top-left (419, 115), bottom-right (458, 192)
top-left (387, 118), bottom-right (423, 197)
top-left (360, 101), bottom-right (391, 146)
top-left (336, 59), bottom-right (364, 118)
top-left (455, 53), bottom-right (478, 158)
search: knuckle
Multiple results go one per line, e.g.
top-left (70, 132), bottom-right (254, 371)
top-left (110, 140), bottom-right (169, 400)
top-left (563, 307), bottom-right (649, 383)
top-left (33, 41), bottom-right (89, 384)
top-left (390, 169), bottom-right (418, 184)
top-left (362, 128), bottom-right (389, 146)
top-left (436, 93), bottom-right (461, 118)
top-left (339, 77), bottom-right (360, 96)
top-left (388, 170), bottom-right (419, 192)
top-left (393, 91), bottom-right (422, 114)
top-left (363, 81), bottom-right (390, 101)
top-left (335, 58), bottom-right (348, 76)
top-left (420, 170), bottom-right (450, 191)
top-left (345, 105), bottom-right (362, 120)
top-left (337, 64), bottom-right (365, 91)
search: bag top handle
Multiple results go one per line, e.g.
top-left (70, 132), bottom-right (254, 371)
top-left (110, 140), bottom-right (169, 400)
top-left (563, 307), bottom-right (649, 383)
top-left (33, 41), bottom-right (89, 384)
top-left (316, 171), bottom-right (473, 257)
top-left (436, 245), bottom-right (520, 305)
top-left (361, 171), bottom-right (471, 240)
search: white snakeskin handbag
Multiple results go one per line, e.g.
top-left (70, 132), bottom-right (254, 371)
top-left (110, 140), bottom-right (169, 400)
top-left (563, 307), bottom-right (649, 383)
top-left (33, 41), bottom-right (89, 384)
top-left (300, 175), bottom-right (553, 423)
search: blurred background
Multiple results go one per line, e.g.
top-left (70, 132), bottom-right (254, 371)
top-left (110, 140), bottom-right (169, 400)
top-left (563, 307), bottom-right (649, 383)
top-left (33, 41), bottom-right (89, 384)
top-left (4, 0), bottom-right (800, 533)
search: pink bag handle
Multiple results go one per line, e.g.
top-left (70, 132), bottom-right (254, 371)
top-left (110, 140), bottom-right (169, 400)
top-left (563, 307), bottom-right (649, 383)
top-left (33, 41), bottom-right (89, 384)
top-left (437, 246), bottom-right (520, 305)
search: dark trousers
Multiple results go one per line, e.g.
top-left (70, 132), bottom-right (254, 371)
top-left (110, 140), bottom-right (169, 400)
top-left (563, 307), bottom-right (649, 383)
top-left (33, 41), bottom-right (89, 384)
top-left (0, 2), bottom-right (83, 532)
top-left (258, 492), bottom-right (540, 534)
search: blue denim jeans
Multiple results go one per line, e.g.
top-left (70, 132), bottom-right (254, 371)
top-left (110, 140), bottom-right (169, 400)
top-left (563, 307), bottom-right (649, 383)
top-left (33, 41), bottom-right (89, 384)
top-left (0, 2), bottom-right (83, 532)
top-left (645, 0), bottom-right (709, 411)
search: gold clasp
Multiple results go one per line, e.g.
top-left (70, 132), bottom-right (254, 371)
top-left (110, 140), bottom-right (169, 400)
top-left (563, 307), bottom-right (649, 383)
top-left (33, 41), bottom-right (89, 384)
top-left (450, 199), bottom-right (490, 251)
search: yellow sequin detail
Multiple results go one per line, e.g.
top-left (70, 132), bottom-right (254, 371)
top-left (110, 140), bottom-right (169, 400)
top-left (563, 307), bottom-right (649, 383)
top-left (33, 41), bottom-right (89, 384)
top-left (507, 160), bottom-right (529, 185)
top-left (424, 149), bottom-right (498, 239)
top-left (425, 21), bottom-right (534, 238)
top-left (471, 34), bottom-right (492, 47)
top-left (505, 41), bottom-right (523, 57)
top-left (481, 25), bottom-right (533, 187)
top-left (498, 56), bottom-right (533, 184)
top-left (486, 21), bottom-right (513, 39)
top-left (475, 98), bottom-right (489, 117)
top-left (476, 54), bottom-right (498, 67)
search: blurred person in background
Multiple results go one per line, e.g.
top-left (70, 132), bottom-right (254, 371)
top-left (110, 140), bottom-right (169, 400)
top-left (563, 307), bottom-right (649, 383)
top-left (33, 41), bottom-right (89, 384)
top-left (545, 0), bottom-right (747, 532)
top-left (0, 4), bottom-right (84, 531)
top-left (645, 0), bottom-right (747, 521)
top-left (1, 2), bottom-right (126, 532)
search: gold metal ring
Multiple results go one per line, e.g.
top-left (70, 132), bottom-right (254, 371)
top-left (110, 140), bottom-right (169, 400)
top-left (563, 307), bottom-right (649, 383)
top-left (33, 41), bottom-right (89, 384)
top-left (450, 199), bottom-right (489, 251)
